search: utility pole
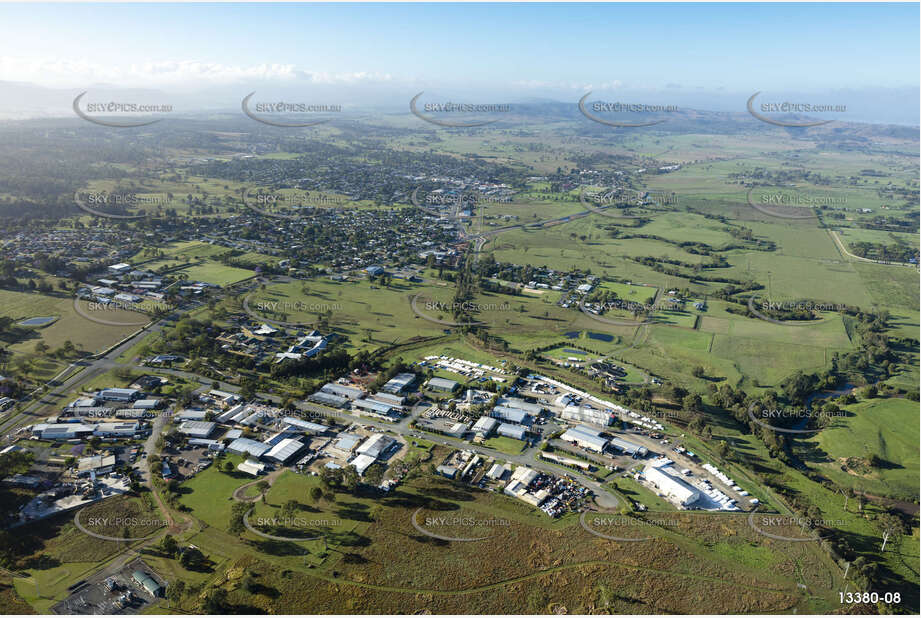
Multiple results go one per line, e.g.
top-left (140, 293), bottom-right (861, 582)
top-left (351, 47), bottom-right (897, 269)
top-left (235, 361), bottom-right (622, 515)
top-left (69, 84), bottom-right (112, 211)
top-left (881, 529), bottom-right (891, 552)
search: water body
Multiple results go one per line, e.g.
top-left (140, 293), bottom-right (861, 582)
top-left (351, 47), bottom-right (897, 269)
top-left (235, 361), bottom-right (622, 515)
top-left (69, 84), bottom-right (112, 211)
top-left (562, 348), bottom-right (586, 355)
top-left (18, 316), bottom-right (57, 326)
top-left (564, 331), bottom-right (580, 339)
top-left (587, 332), bottom-right (614, 342)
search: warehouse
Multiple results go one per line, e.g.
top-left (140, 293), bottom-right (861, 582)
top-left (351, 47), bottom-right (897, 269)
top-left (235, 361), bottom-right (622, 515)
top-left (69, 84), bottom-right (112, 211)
top-left (282, 417), bottom-right (328, 434)
top-left (381, 372), bottom-right (417, 394)
top-left (644, 462), bottom-right (700, 507)
top-left (320, 382), bottom-right (364, 400)
top-left (265, 438), bottom-right (306, 463)
top-left (369, 392), bottom-right (405, 406)
top-left (178, 421), bottom-right (216, 438)
top-left (497, 423), bottom-right (527, 440)
top-left (608, 436), bottom-right (648, 458)
top-left (94, 422), bottom-right (143, 438)
top-left (356, 433), bottom-right (397, 459)
top-left (188, 438), bottom-right (224, 452)
top-left (352, 398), bottom-right (400, 419)
top-left (329, 433), bottom-right (362, 457)
top-left (308, 391), bottom-right (349, 408)
top-left (227, 437), bottom-right (271, 458)
top-left (96, 388), bottom-right (141, 402)
top-left (560, 405), bottom-right (613, 426)
top-left (559, 425), bottom-right (609, 453)
top-left (490, 405), bottom-right (533, 426)
top-left (486, 463), bottom-right (509, 480)
top-left (349, 453), bottom-right (377, 476)
top-left (426, 377), bottom-right (458, 393)
top-left (132, 399), bottom-right (163, 410)
top-left (472, 416), bottom-right (498, 438)
top-left (264, 430), bottom-right (298, 446)
top-left (216, 404), bottom-right (246, 423)
top-left (496, 396), bottom-right (543, 416)
top-left (77, 454), bottom-right (116, 476)
top-left (175, 409), bottom-right (208, 421)
top-left (31, 423), bottom-right (95, 440)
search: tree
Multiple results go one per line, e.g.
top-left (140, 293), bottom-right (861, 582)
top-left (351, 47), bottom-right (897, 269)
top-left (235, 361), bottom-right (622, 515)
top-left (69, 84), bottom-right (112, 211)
top-left (166, 580), bottom-right (185, 605)
top-left (201, 588), bottom-right (227, 613)
top-left (222, 461), bottom-right (235, 473)
top-left (159, 534), bottom-right (179, 557)
top-left (309, 486), bottom-right (323, 503)
top-left (179, 547), bottom-right (206, 570)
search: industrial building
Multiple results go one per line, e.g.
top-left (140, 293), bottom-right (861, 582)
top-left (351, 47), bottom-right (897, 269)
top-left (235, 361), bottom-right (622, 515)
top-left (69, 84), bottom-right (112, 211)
top-left (237, 459), bottom-right (266, 476)
top-left (93, 422), bottom-right (143, 438)
top-left (177, 421), bottom-right (216, 439)
top-left (426, 377), bottom-right (459, 393)
top-left (496, 396), bottom-right (543, 416)
top-left (350, 453), bottom-right (377, 476)
top-left (264, 438), bottom-right (305, 463)
top-left (320, 382), bottom-right (364, 400)
top-left (356, 433), bottom-right (397, 459)
top-left (281, 417), bottom-right (328, 434)
top-left (96, 388), bottom-right (141, 402)
top-left (227, 437), bottom-right (271, 458)
top-left (330, 433), bottom-right (362, 457)
top-left (351, 398), bottom-right (400, 419)
top-left (472, 416), bottom-right (498, 437)
top-left (559, 425), bottom-right (609, 453)
top-left (644, 461), bottom-right (700, 507)
top-left (381, 372), bottom-right (417, 394)
top-left (77, 454), bottom-right (116, 476)
top-left (132, 570), bottom-right (162, 597)
top-left (497, 423), bottom-right (527, 440)
top-left (308, 391), bottom-right (349, 408)
top-left (608, 436), bottom-right (648, 458)
top-left (31, 422), bottom-right (95, 440)
top-left (560, 405), bottom-right (613, 426)
top-left (490, 406), bottom-right (533, 426)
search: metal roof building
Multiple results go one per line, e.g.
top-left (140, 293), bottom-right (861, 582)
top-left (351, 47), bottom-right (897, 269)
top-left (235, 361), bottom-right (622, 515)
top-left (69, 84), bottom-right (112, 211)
top-left (608, 436), bottom-right (648, 457)
top-left (472, 416), bottom-right (498, 437)
top-left (308, 391), bottom-right (349, 408)
top-left (560, 425), bottom-right (609, 452)
top-left (282, 417), bottom-right (328, 433)
top-left (350, 453), bottom-right (377, 476)
top-left (320, 382), bottom-right (364, 400)
top-left (644, 463), bottom-right (700, 506)
top-left (496, 396), bottom-right (543, 415)
top-left (427, 377), bottom-right (458, 393)
top-left (227, 437), bottom-right (271, 458)
top-left (490, 406), bottom-right (533, 426)
top-left (497, 423), bottom-right (527, 440)
top-left (352, 398), bottom-right (399, 417)
top-left (381, 372), bottom-right (417, 394)
top-left (264, 438), bottom-right (305, 463)
top-left (178, 421), bottom-right (216, 438)
top-left (356, 433), bottom-right (397, 459)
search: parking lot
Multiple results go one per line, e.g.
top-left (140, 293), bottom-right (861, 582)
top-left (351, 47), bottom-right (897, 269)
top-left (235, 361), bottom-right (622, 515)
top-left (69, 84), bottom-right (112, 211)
top-left (52, 558), bottom-right (164, 615)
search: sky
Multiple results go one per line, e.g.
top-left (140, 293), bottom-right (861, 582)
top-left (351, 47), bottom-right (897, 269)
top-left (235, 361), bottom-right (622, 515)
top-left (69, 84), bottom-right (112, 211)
top-left (0, 2), bottom-right (918, 123)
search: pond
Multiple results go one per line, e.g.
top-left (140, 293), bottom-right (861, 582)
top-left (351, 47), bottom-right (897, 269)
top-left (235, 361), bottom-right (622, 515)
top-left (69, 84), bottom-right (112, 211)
top-left (18, 316), bottom-right (57, 326)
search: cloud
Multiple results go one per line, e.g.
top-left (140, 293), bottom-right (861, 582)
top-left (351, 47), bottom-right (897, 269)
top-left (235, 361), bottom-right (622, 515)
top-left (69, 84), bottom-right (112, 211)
top-left (0, 56), bottom-right (395, 88)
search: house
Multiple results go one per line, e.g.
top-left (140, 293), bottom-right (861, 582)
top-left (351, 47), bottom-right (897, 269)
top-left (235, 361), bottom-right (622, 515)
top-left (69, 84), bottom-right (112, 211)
top-left (108, 263), bottom-right (132, 275)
